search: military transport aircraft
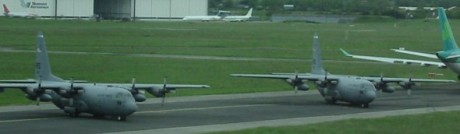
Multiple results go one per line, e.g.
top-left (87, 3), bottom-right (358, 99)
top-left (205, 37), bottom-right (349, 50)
top-left (0, 32), bottom-right (209, 121)
top-left (340, 7), bottom-right (460, 80)
top-left (232, 34), bottom-right (455, 108)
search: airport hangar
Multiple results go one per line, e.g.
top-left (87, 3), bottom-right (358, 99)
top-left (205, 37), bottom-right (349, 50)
top-left (0, 0), bottom-right (208, 19)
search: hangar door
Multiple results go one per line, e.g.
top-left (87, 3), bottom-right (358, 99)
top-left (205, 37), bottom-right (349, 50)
top-left (94, 0), bottom-right (131, 19)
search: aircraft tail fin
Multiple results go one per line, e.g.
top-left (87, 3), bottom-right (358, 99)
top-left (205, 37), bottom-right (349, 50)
top-left (245, 8), bottom-right (253, 17)
top-left (3, 4), bottom-right (10, 14)
top-left (311, 33), bottom-right (327, 75)
top-left (438, 7), bottom-right (459, 51)
top-left (35, 32), bottom-right (64, 82)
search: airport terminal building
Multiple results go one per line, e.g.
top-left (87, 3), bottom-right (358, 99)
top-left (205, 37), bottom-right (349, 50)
top-left (1, 0), bottom-right (208, 19)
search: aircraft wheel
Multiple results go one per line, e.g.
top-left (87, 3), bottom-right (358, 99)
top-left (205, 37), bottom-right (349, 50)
top-left (117, 116), bottom-right (127, 121)
top-left (65, 112), bottom-right (79, 117)
top-left (325, 98), bottom-right (336, 104)
top-left (361, 103), bottom-right (369, 108)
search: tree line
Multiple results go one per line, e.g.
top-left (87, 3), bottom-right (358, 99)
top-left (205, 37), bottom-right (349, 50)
top-left (209, 0), bottom-right (460, 19)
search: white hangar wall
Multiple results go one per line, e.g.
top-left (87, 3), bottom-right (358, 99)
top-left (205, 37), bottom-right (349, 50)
top-left (0, 0), bottom-right (93, 17)
top-left (1, 0), bottom-right (207, 19)
top-left (134, 0), bottom-right (207, 19)
top-left (57, 0), bottom-right (94, 17)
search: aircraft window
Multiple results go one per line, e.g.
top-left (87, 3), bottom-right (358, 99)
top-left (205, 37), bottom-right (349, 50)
top-left (117, 100), bottom-right (122, 105)
top-left (359, 90), bottom-right (364, 94)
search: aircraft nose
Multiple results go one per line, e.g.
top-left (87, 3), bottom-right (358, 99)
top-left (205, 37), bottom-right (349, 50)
top-left (365, 90), bottom-right (377, 102)
top-left (124, 102), bottom-right (138, 115)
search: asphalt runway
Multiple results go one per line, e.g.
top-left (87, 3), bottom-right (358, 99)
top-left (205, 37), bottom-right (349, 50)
top-left (1, 84), bottom-right (460, 134)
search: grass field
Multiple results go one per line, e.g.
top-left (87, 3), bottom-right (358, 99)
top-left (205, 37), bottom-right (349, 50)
top-left (210, 111), bottom-right (460, 134)
top-left (0, 17), bottom-right (458, 105)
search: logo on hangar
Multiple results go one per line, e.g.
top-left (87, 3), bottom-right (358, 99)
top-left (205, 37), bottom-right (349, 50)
top-left (20, 0), bottom-right (49, 9)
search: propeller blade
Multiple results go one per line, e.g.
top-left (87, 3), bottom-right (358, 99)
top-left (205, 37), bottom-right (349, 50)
top-left (69, 98), bottom-right (74, 106)
top-left (36, 97), bottom-right (40, 106)
top-left (161, 77), bottom-right (167, 106)
top-left (70, 78), bottom-right (74, 89)
top-left (38, 80), bottom-right (42, 89)
top-left (131, 78), bottom-right (136, 89)
top-left (407, 73), bottom-right (413, 96)
top-left (294, 86), bottom-right (298, 94)
top-left (36, 80), bottom-right (42, 106)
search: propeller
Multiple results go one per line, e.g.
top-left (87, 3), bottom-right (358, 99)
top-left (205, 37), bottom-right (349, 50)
top-left (407, 76), bottom-right (413, 96)
top-left (131, 78), bottom-right (137, 94)
top-left (294, 71), bottom-right (299, 94)
top-left (161, 77), bottom-right (168, 106)
top-left (399, 73), bottom-right (415, 96)
top-left (376, 73), bottom-right (385, 91)
top-left (69, 78), bottom-right (76, 106)
top-left (324, 70), bottom-right (328, 81)
top-left (70, 78), bottom-right (74, 90)
top-left (318, 70), bottom-right (329, 88)
top-left (36, 80), bottom-right (42, 106)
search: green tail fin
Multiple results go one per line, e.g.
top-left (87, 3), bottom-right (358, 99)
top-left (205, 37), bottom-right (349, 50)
top-left (438, 7), bottom-right (459, 51)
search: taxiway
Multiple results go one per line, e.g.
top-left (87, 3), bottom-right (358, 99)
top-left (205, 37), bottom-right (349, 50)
top-left (0, 84), bottom-right (460, 134)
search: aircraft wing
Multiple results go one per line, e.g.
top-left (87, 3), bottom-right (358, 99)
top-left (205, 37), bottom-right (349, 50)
top-left (391, 49), bottom-right (438, 59)
top-left (359, 76), bottom-right (456, 83)
top-left (0, 82), bottom-right (208, 91)
top-left (95, 83), bottom-right (209, 90)
top-left (231, 74), bottom-right (339, 81)
top-left (340, 49), bottom-right (446, 68)
top-left (0, 82), bottom-right (74, 91)
top-left (271, 73), bottom-right (312, 75)
top-left (0, 79), bottom-right (88, 83)
top-left (0, 79), bottom-right (36, 83)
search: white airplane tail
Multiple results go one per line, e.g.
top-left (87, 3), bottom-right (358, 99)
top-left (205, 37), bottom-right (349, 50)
top-left (3, 4), bottom-right (10, 14)
top-left (245, 8), bottom-right (253, 17)
top-left (35, 32), bottom-right (64, 82)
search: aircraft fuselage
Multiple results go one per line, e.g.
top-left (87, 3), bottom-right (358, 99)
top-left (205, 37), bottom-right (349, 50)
top-left (317, 77), bottom-right (376, 107)
top-left (23, 84), bottom-right (138, 118)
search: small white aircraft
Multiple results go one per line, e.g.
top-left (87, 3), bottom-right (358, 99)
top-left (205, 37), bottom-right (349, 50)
top-left (223, 8), bottom-right (253, 22)
top-left (341, 7), bottom-right (460, 80)
top-left (3, 4), bottom-right (39, 18)
top-left (182, 10), bottom-right (229, 21)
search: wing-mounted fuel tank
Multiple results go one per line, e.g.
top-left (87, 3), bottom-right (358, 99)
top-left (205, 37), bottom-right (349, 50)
top-left (145, 88), bottom-right (170, 98)
top-left (22, 87), bottom-right (52, 102)
top-left (286, 78), bottom-right (309, 91)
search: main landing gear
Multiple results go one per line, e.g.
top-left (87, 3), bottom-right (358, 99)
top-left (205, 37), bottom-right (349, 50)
top-left (117, 116), bottom-right (127, 121)
top-left (325, 97), bottom-right (337, 104)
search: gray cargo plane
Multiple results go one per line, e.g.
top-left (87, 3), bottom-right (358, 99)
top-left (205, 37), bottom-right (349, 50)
top-left (0, 32), bottom-right (209, 121)
top-left (232, 34), bottom-right (455, 108)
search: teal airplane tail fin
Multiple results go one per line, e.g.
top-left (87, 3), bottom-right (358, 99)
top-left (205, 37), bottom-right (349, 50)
top-left (35, 32), bottom-right (64, 82)
top-left (438, 7), bottom-right (459, 51)
top-left (311, 33), bottom-right (327, 75)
